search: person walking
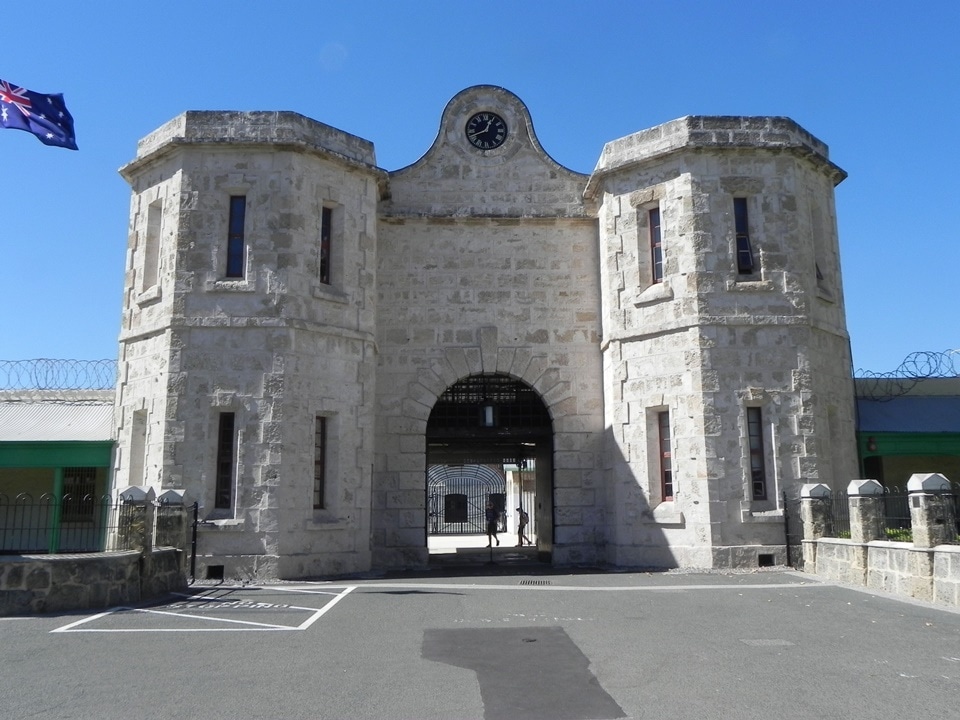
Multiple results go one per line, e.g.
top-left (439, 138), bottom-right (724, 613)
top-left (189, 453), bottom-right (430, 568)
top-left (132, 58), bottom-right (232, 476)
top-left (516, 506), bottom-right (532, 546)
top-left (485, 500), bottom-right (500, 547)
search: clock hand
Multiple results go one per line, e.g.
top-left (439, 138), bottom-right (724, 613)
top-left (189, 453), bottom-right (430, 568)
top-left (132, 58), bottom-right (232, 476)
top-left (469, 119), bottom-right (493, 138)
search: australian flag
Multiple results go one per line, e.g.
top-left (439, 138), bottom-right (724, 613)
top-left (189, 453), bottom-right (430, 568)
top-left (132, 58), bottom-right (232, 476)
top-left (0, 79), bottom-right (77, 150)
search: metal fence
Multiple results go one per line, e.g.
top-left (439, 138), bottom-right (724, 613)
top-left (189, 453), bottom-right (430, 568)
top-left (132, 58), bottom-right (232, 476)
top-left (0, 493), bottom-right (133, 554)
top-left (829, 488), bottom-right (959, 542)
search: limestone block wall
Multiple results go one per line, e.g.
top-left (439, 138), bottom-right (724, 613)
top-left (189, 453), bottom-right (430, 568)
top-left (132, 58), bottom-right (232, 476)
top-left (372, 86), bottom-right (604, 569)
top-left (813, 538), bottom-right (863, 585)
top-left (114, 156), bottom-right (185, 493)
top-left (866, 542), bottom-right (938, 601)
top-left (812, 538), bottom-right (960, 608)
top-left (385, 86), bottom-right (587, 218)
top-left (117, 113), bottom-right (381, 580)
top-left (373, 216), bottom-right (604, 569)
top-left (933, 547), bottom-right (960, 606)
top-left (0, 549), bottom-right (185, 617)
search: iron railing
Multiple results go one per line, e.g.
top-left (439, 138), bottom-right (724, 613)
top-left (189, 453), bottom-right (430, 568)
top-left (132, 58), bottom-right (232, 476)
top-left (0, 493), bottom-right (132, 554)
top-left (829, 488), bottom-right (959, 542)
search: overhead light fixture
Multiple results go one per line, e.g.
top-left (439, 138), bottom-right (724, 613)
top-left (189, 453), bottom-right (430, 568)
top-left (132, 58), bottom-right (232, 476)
top-left (481, 402), bottom-right (495, 428)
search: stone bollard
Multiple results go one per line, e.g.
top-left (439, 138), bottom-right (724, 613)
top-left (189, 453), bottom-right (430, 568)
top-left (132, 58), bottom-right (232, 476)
top-left (907, 473), bottom-right (957, 549)
top-left (847, 479), bottom-right (884, 585)
top-left (800, 483), bottom-right (833, 568)
top-left (848, 479), bottom-right (885, 544)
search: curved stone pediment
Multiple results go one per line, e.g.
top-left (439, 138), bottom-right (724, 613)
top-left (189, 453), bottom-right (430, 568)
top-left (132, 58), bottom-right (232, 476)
top-left (383, 85), bottom-right (589, 219)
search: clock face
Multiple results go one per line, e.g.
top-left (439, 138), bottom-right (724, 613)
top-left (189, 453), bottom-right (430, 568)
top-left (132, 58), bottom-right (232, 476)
top-left (465, 112), bottom-right (507, 150)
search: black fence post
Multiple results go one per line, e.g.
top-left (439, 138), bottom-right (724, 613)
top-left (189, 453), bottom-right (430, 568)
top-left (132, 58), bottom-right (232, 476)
top-left (190, 502), bottom-right (198, 584)
top-left (783, 491), bottom-right (792, 568)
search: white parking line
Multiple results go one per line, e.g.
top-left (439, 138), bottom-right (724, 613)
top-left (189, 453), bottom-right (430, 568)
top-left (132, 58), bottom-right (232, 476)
top-left (50, 586), bottom-right (355, 633)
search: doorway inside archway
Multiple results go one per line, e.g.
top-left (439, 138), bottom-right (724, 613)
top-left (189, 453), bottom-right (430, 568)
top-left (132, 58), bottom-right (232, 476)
top-left (425, 374), bottom-right (553, 563)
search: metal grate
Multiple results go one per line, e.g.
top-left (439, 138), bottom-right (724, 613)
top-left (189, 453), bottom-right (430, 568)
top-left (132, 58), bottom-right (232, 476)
top-left (427, 374), bottom-right (551, 436)
top-left (427, 463), bottom-right (506, 535)
top-left (519, 579), bottom-right (551, 586)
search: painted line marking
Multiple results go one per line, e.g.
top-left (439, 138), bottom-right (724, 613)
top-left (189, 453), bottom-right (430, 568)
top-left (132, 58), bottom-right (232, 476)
top-left (334, 581), bottom-right (821, 592)
top-left (50, 586), bottom-right (355, 633)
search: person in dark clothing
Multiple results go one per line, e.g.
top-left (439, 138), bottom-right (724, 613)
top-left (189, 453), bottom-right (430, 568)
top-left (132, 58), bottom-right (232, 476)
top-left (516, 507), bottom-right (531, 546)
top-left (485, 500), bottom-right (500, 547)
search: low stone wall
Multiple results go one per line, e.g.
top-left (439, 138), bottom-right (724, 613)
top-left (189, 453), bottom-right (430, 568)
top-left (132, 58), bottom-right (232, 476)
top-left (142, 547), bottom-right (188, 600)
top-left (933, 546), bottom-right (960, 606)
top-left (810, 538), bottom-right (960, 607)
top-left (0, 548), bottom-right (186, 617)
top-left (801, 477), bottom-right (960, 609)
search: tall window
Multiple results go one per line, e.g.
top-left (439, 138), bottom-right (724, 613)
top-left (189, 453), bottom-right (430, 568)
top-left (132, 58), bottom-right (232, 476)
top-left (658, 411), bottom-right (673, 501)
top-left (226, 196), bottom-right (246, 278)
top-left (747, 407), bottom-right (767, 500)
top-left (734, 198), bottom-right (755, 275)
top-left (313, 416), bottom-right (327, 509)
top-left (319, 206), bottom-right (332, 285)
top-left (215, 412), bottom-right (236, 509)
top-left (649, 207), bottom-right (663, 283)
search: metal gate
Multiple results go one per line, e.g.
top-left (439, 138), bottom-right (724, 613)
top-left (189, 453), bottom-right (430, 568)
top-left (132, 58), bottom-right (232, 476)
top-left (782, 492), bottom-right (804, 570)
top-left (428, 464), bottom-right (506, 535)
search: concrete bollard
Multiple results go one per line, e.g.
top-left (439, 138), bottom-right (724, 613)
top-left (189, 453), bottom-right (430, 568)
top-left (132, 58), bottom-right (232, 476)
top-left (800, 483), bottom-right (833, 568)
top-left (907, 473), bottom-right (957, 549)
top-left (848, 479), bottom-right (885, 544)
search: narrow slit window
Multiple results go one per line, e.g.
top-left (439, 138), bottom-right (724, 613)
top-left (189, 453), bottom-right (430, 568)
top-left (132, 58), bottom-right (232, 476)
top-left (747, 407), bottom-right (767, 500)
top-left (319, 206), bottom-right (332, 285)
top-left (313, 416), bottom-right (327, 509)
top-left (226, 196), bottom-right (246, 278)
top-left (215, 412), bottom-right (236, 509)
top-left (658, 411), bottom-right (673, 501)
top-left (649, 207), bottom-right (663, 283)
top-left (734, 198), bottom-right (755, 275)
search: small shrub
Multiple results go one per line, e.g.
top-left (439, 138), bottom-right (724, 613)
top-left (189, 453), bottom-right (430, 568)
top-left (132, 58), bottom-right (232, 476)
top-left (885, 527), bottom-right (912, 542)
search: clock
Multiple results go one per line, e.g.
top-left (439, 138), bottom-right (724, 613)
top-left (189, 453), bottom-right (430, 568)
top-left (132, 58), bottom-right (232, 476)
top-left (465, 112), bottom-right (507, 150)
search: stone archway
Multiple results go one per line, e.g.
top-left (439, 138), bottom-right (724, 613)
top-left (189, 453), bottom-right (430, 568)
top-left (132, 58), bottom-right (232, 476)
top-left (425, 373), bottom-right (554, 559)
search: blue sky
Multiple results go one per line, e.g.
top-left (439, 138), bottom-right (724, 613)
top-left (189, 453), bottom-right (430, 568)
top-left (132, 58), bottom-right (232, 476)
top-left (2, 0), bottom-right (957, 374)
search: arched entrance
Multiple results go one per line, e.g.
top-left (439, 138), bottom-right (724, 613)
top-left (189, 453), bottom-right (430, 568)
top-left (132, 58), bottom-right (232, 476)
top-left (425, 373), bottom-right (553, 562)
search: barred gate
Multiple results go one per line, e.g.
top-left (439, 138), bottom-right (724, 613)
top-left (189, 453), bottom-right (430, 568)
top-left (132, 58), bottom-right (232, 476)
top-left (427, 464), bottom-right (507, 535)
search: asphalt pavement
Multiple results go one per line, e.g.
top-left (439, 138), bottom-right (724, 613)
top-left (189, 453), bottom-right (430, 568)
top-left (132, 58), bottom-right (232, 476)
top-left (1, 569), bottom-right (958, 720)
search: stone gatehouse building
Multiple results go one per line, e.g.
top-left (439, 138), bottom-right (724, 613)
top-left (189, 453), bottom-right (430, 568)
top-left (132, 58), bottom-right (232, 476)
top-left (114, 85), bottom-right (857, 579)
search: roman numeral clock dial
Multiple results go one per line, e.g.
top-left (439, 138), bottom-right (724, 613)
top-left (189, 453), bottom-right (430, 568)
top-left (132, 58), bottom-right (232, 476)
top-left (465, 112), bottom-right (507, 150)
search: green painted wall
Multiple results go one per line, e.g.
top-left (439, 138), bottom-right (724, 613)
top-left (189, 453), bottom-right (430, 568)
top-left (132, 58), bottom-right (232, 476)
top-left (858, 432), bottom-right (960, 486)
top-left (0, 442), bottom-right (114, 469)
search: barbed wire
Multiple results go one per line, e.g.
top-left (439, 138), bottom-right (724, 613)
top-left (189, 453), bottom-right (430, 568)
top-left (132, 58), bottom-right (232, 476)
top-left (854, 350), bottom-right (959, 400)
top-left (0, 359), bottom-right (118, 391)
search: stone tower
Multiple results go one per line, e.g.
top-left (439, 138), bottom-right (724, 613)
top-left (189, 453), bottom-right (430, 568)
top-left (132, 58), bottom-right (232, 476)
top-left (116, 113), bottom-right (380, 578)
top-left (587, 117), bottom-right (856, 567)
top-left (115, 88), bottom-right (857, 579)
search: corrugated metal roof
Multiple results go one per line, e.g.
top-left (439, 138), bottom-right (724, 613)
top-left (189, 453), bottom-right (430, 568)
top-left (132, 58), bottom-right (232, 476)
top-left (0, 402), bottom-right (115, 442)
top-left (857, 396), bottom-right (960, 433)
